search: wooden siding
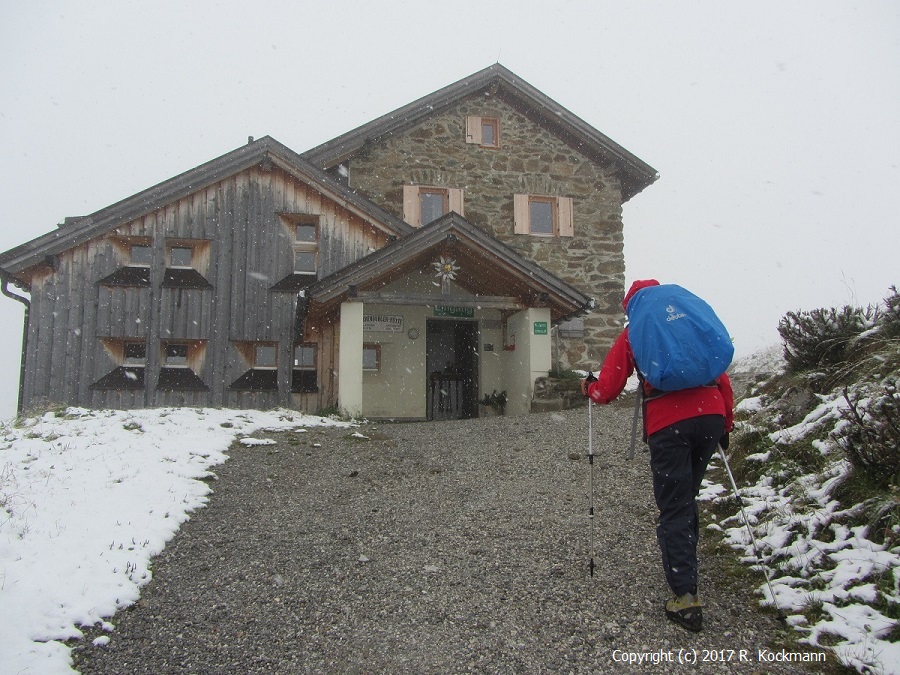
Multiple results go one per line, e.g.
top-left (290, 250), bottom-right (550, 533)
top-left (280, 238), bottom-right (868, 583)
top-left (21, 165), bottom-right (388, 413)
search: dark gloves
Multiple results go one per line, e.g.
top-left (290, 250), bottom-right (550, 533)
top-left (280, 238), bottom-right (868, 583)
top-left (720, 433), bottom-right (730, 450)
top-left (581, 372), bottom-right (597, 398)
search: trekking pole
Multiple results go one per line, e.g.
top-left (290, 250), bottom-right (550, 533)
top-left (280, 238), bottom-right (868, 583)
top-left (717, 444), bottom-right (786, 622)
top-left (587, 399), bottom-right (596, 577)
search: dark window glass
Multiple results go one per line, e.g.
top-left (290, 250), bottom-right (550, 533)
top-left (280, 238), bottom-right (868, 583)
top-left (294, 251), bottom-right (316, 274)
top-left (294, 345), bottom-right (316, 368)
top-left (164, 343), bottom-right (189, 366)
top-left (170, 246), bottom-right (193, 267)
top-left (130, 245), bottom-right (152, 265)
top-left (529, 200), bottom-right (554, 235)
top-left (255, 344), bottom-right (276, 368)
top-left (482, 121), bottom-right (495, 146)
top-left (124, 342), bottom-right (146, 364)
top-left (295, 224), bottom-right (317, 243)
top-left (420, 191), bottom-right (446, 226)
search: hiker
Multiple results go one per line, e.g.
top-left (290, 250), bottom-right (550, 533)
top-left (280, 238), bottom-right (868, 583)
top-left (581, 279), bottom-right (734, 632)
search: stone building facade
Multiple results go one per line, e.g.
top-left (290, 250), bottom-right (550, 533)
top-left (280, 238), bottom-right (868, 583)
top-left (309, 76), bottom-right (653, 371)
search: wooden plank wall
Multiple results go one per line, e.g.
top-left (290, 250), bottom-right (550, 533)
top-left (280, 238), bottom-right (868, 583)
top-left (21, 165), bottom-right (390, 413)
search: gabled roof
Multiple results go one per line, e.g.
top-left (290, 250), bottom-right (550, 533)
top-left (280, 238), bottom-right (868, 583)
top-left (0, 136), bottom-right (414, 277)
top-left (302, 64), bottom-right (658, 202)
top-left (297, 212), bottom-right (594, 331)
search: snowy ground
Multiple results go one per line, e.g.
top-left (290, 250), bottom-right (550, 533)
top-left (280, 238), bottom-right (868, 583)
top-left (1, 361), bottom-right (898, 673)
top-left (699, 349), bottom-right (900, 675)
top-left (0, 407), bottom-right (350, 674)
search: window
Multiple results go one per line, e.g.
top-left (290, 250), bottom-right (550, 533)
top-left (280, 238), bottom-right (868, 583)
top-left (130, 244), bottom-right (153, 266)
top-left (419, 189), bottom-right (448, 226)
top-left (255, 343), bottom-right (277, 368)
top-left (123, 341), bottom-right (147, 366)
top-left (293, 223), bottom-right (318, 274)
top-left (465, 116), bottom-right (500, 148)
top-left (402, 186), bottom-right (464, 227)
top-left (294, 344), bottom-right (316, 369)
top-left (291, 343), bottom-right (318, 393)
top-left (272, 215), bottom-right (320, 291)
top-left (162, 342), bottom-right (189, 366)
top-left (158, 340), bottom-right (209, 391)
top-left (229, 341), bottom-right (279, 391)
top-left (529, 198), bottom-right (555, 235)
top-left (169, 245), bottom-right (194, 268)
top-left (91, 338), bottom-right (147, 390)
top-left (162, 239), bottom-right (213, 289)
top-left (513, 194), bottom-right (574, 237)
top-left (362, 343), bottom-right (381, 371)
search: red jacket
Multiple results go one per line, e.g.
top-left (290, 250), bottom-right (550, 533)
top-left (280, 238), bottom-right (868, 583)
top-left (586, 326), bottom-right (735, 437)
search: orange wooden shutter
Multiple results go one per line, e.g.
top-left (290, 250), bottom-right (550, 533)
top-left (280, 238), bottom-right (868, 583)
top-left (448, 188), bottom-right (464, 217)
top-left (558, 197), bottom-right (574, 237)
top-left (465, 116), bottom-right (482, 144)
top-left (513, 194), bottom-right (530, 234)
top-left (403, 185), bottom-right (420, 226)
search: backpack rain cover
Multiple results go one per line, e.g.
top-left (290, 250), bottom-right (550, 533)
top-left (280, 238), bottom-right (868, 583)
top-left (626, 284), bottom-right (734, 391)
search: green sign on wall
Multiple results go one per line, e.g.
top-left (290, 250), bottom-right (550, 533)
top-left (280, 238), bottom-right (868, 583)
top-left (534, 321), bottom-right (548, 335)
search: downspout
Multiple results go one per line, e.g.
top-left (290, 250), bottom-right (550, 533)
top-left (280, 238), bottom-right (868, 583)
top-left (0, 269), bottom-right (31, 415)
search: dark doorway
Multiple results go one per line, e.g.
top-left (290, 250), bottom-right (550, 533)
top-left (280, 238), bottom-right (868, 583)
top-left (426, 320), bottom-right (479, 420)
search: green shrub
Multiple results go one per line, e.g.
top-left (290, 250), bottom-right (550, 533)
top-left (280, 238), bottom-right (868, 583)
top-left (832, 379), bottom-right (900, 486)
top-left (778, 304), bottom-right (879, 373)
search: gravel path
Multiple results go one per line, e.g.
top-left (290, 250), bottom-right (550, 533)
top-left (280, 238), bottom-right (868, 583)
top-left (72, 402), bottom-right (822, 674)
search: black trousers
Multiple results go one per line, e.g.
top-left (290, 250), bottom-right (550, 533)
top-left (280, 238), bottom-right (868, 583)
top-left (648, 414), bottom-right (725, 597)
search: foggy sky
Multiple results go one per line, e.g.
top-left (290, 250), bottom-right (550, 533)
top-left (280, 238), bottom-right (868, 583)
top-left (1, 0), bottom-right (898, 418)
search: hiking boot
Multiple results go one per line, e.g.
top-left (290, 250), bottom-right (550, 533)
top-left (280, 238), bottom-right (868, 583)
top-left (665, 593), bottom-right (703, 632)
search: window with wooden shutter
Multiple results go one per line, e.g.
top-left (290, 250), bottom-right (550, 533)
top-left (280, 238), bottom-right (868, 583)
top-left (403, 186), bottom-right (464, 226)
top-left (466, 116), bottom-right (499, 148)
top-left (513, 194), bottom-right (575, 237)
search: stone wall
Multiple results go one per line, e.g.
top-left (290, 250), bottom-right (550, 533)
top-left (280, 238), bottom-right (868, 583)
top-left (346, 92), bottom-right (627, 370)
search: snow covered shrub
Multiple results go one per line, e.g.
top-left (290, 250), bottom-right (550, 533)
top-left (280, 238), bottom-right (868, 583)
top-left (832, 378), bottom-right (900, 486)
top-left (778, 304), bottom-right (879, 373)
top-left (880, 285), bottom-right (900, 338)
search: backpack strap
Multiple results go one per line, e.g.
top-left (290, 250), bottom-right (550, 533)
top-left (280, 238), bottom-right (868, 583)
top-left (626, 376), bottom-right (720, 459)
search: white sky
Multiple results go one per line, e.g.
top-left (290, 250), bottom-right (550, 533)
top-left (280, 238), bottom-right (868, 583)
top-left (1, 0), bottom-right (898, 418)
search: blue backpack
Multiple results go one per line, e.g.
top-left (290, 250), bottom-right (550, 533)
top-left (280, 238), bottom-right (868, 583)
top-left (626, 284), bottom-right (733, 391)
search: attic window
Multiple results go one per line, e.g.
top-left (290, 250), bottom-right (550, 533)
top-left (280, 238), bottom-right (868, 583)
top-left (466, 116), bottom-right (500, 148)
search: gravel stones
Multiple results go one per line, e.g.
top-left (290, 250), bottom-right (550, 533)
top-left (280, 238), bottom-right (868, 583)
top-left (72, 405), bottom-right (801, 674)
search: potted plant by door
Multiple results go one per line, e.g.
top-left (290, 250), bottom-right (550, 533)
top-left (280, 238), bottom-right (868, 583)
top-left (479, 390), bottom-right (507, 417)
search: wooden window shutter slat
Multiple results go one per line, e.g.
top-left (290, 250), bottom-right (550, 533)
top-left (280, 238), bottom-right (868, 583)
top-left (465, 116), bottom-right (482, 145)
top-left (558, 197), bottom-right (574, 237)
top-left (448, 188), bottom-right (464, 217)
top-left (403, 185), bottom-right (421, 226)
top-left (513, 194), bottom-right (530, 234)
